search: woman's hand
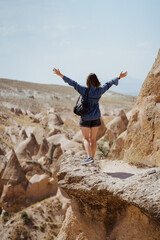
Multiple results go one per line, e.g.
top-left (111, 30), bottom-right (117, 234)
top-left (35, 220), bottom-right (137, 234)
top-left (118, 71), bottom-right (127, 79)
top-left (53, 68), bottom-right (64, 78)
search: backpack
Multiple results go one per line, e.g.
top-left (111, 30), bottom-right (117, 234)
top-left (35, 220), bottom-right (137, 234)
top-left (73, 88), bottom-right (89, 116)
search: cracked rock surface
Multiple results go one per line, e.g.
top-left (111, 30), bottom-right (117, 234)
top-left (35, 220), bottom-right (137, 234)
top-left (57, 156), bottom-right (160, 240)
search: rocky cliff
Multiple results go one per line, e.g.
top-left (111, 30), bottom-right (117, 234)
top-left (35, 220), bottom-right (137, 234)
top-left (124, 49), bottom-right (160, 166)
top-left (57, 156), bottom-right (160, 240)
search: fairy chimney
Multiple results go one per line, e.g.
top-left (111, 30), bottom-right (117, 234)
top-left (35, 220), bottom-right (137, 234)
top-left (1, 149), bottom-right (28, 185)
top-left (15, 133), bottom-right (39, 160)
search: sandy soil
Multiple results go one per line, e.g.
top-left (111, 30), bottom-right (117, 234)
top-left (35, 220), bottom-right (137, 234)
top-left (99, 159), bottom-right (147, 179)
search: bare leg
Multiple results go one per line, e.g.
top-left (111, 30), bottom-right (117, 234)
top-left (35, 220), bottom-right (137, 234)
top-left (90, 127), bottom-right (99, 159)
top-left (80, 127), bottom-right (92, 157)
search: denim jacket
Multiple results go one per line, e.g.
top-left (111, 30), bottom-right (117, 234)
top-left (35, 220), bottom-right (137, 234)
top-left (63, 75), bottom-right (119, 121)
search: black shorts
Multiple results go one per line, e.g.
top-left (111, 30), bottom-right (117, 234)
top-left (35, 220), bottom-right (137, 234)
top-left (79, 118), bottom-right (101, 128)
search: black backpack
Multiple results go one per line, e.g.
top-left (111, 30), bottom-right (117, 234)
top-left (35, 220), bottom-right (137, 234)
top-left (73, 88), bottom-right (89, 116)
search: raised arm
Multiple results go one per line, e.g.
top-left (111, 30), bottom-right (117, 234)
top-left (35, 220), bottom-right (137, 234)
top-left (100, 71), bottom-right (127, 94)
top-left (53, 68), bottom-right (85, 95)
top-left (53, 68), bottom-right (64, 78)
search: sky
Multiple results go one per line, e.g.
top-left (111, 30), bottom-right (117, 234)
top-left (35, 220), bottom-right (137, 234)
top-left (0, 0), bottom-right (160, 95)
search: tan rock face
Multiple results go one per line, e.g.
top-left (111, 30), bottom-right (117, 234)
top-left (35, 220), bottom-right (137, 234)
top-left (57, 156), bottom-right (160, 240)
top-left (36, 137), bottom-right (49, 158)
top-left (21, 160), bottom-right (51, 177)
top-left (111, 130), bottom-right (127, 159)
top-left (1, 149), bottom-right (28, 185)
top-left (0, 155), bottom-right (7, 196)
top-left (42, 113), bottom-right (63, 128)
top-left (26, 174), bottom-right (58, 203)
top-left (96, 118), bottom-right (106, 140)
top-left (124, 49), bottom-right (160, 166)
top-left (104, 110), bottom-right (128, 141)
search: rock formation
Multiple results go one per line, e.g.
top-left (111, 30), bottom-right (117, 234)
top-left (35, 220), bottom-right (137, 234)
top-left (47, 133), bottom-right (82, 153)
top-left (26, 174), bottom-right (58, 203)
top-left (19, 128), bottom-right (28, 140)
top-left (111, 130), bottom-right (127, 159)
top-left (36, 137), bottom-right (49, 158)
top-left (0, 149), bottom-right (28, 212)
top-left (15, 133), bottom-right (39, 160)
top-left (53, 144), bottom-right (63, 160)
top-left (124, 49), bottom-right (160, 166)
top-left (0, 148), bottom-right (4, 156)
top-left (47, 127), bottom-right (61, 137)
top-left (104, 110), bottom-right (128, 141)
top-left (0, 194), bottom-right (69, 240)
top-left (21, 160), bottom-right (51, 177)
top-left (57, 156), bottom-right (160, 240)
top-left (45, 143), bottom-right (57, 162)
top-left (96, 117), bottom-right (106, 140)
top-left (1, 149), bottom-right (28, 185)
top-left (0, 155), bottom-right (7, 196)
top-left (42, 113), bottom-right (64, 128)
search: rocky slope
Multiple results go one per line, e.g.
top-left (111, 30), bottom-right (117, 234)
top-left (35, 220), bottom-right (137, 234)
top-left (0, 190), bottom-right (70, 240)
top-left (0, 77), bottom-right (136, 114)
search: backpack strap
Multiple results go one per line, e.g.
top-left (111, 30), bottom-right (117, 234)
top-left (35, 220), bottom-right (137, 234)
top-left (84, 88), bottom-right (89, 105)
top-left (76, 88), bottom-right (89, 105)
top-left (76, 95), bottom-right (81, 105)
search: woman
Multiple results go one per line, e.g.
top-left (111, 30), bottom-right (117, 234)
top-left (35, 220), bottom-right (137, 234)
top-left (53, 68), bottom-right (127, 165)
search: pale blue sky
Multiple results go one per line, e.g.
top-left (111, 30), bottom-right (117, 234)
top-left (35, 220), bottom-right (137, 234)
top-left (0, 0), bottom-right (160, 95)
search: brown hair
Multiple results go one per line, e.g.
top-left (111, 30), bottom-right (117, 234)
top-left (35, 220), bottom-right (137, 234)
top-left (86, 73), bottom-right (101, 88)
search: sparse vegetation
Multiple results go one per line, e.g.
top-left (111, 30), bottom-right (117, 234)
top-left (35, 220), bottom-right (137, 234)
top-left (21, 211), bottom-right (33, 225)
top-left (40, 222), bottom-right (47, 232)
top-left (38, 207), bottom-right (44, 216)
top-left (97, 139), bottom-right (110, 158)
top-left (2, 211), bottom-right (12, 223)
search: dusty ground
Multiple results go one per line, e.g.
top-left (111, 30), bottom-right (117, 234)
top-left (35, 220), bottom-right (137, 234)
top-left (98, 159), bottom-right (148, 179)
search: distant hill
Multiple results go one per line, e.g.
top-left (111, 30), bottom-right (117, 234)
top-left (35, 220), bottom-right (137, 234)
top-left (0, 78), bottom-right (137, 113)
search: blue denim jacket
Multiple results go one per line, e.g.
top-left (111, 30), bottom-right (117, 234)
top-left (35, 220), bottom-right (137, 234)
top-left (63, 75), bottom-right (119, 121)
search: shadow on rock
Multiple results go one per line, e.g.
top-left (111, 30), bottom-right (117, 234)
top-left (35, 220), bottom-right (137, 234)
top-left (106, 172), bottom-right (134, 179)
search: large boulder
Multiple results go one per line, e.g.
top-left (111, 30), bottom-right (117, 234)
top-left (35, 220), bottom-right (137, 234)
top-left (124, 49), bottom-right (160, 166)
top-left (57, 156), bottom-right (160, 240)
